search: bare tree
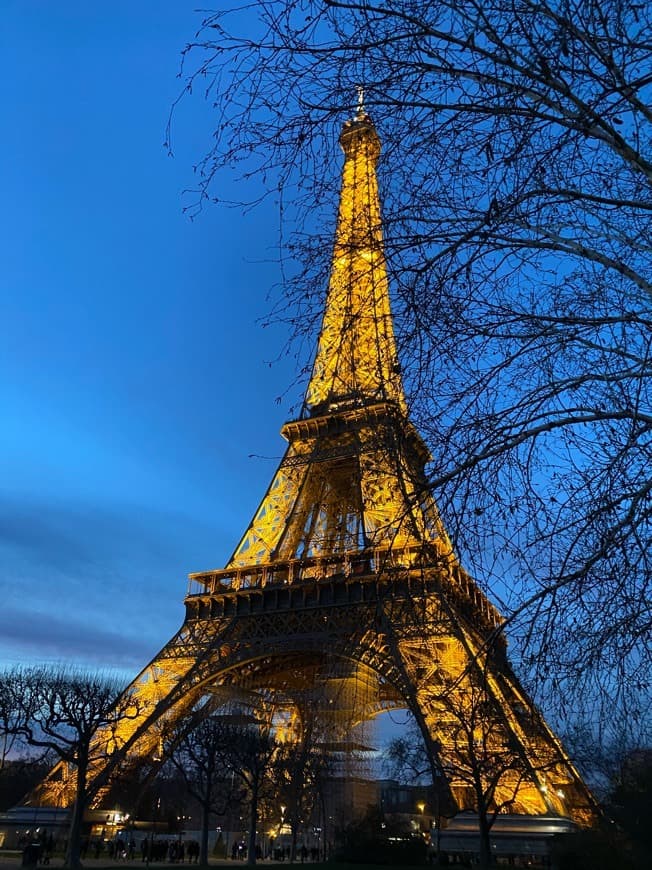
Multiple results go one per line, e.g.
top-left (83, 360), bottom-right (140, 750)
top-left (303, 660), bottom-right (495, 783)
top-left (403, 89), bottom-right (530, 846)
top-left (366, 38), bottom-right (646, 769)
top-left (606, 748), bottom-right (652, 866)
top-left (0, 676), bottom-right (27, 772)
top-left (206, 717), bottom-right (279, 866)
top-left (434, 682), bottom-right (534, 868)
top-left (274, 710), bottom-right (336, 861)
top-left (165, 714), bottom-right (245, 867)
top-left (564, 715), bottom-right (652, 805)
top-left (386, 677), bottom-right (545, 870)
top-left (169, 0), bottom-right (652, 730)
top-left (0, 754), bottom-right (52, 813)
top-left (0, 667), bottom-right (139, 870)
top-left (384, 726), bottom-right (451, 854)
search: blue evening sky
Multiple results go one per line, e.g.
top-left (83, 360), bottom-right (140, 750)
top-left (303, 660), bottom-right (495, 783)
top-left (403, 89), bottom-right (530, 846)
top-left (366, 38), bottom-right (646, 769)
top-left (0, 2), bottom-right (301, 673)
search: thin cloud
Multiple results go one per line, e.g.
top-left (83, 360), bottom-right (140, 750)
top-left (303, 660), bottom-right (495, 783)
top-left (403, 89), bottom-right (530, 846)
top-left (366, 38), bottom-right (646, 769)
top-left (0, 604), bottom-right (164, 671)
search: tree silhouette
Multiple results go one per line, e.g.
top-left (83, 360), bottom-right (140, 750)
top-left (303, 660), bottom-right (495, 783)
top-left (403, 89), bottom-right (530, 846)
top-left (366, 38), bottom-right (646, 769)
top-left (165, 713), bottom-right (247, 867)
top-left (0, 667), bottom-right (140, 869)
top-left (170, 0), bottom-right (652, 730)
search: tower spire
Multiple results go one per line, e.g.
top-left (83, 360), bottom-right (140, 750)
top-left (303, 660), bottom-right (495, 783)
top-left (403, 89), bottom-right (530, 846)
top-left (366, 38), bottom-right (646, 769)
top-left (305, 108), bottom-right (406, 415)
top-left (356, 85), bottom-right (365, 117)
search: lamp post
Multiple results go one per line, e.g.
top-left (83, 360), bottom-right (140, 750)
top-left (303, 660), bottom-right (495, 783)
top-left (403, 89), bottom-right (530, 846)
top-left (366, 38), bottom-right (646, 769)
top-left (416, 802), bottom-right (426, 835)
top-left (433, 785), bottom-right (442, 865)
top-left (277, 805), bottom-right (287, 860)
top-left (147, 797), bottom-right (160, 866)
top-left (177, 815), bottom-right (191, 844)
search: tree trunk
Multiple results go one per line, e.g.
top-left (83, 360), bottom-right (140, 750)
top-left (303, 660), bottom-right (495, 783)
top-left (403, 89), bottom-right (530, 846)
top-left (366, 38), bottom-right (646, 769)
top-left (199, 800), bottom-right (210, 867)
top-left (477, 808), bottom-right (493, 870)
top-left (318, 785), bottom-right (327, 861)
top-left (289, 786), bottom-right (302, 863)
top-left (65, 759), bottom-right (87, 870)
top-left (290, 819), bottom-right (298, 863)
top-left (246, 785), bottom-right (258, 865)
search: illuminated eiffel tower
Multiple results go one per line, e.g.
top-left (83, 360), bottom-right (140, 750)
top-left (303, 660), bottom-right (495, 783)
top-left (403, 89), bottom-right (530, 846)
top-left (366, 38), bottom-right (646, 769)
top-left (35, 105), bottom-right (595, 824)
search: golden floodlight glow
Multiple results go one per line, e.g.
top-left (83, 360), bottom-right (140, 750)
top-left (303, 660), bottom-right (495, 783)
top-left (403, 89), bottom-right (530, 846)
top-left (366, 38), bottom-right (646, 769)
top-left (32, 106), bottom-right (597, 829)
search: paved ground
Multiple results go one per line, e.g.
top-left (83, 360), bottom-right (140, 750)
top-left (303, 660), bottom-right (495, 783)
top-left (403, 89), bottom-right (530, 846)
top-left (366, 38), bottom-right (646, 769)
top-left (0, 857), bottom-right (271, 870)
top-left (0, 856), bottom-right (330, 870)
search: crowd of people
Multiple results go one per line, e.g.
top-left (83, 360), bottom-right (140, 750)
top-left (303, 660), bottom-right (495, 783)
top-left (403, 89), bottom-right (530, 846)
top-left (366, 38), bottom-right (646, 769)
top-left (18, 830), bottom-right (323, 864)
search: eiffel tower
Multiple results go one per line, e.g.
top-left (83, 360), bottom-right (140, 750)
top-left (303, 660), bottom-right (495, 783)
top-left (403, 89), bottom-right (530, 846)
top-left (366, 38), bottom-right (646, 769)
top-left (35, 105), bottom-right (595, 825)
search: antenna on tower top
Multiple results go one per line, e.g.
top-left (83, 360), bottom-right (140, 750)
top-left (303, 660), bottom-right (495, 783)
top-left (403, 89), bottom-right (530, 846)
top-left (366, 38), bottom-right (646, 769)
top-left (356, 86), bottom-right (365, 118)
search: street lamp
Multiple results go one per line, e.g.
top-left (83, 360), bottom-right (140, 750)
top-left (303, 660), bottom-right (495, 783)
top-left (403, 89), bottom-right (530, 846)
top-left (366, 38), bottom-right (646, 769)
top-left (176, 815), bottom-right (191, 843)
top-left (415, 801), bottom-right (426, 839)
top-left (147, 797), bottom-right (161, 866)
top-left (276, 804), bottom-right (287, 858)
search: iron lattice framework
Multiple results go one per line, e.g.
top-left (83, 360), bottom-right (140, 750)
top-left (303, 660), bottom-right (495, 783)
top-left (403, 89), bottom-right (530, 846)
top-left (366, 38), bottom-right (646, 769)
top-left (33, 109), bottom-right (596, 825)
